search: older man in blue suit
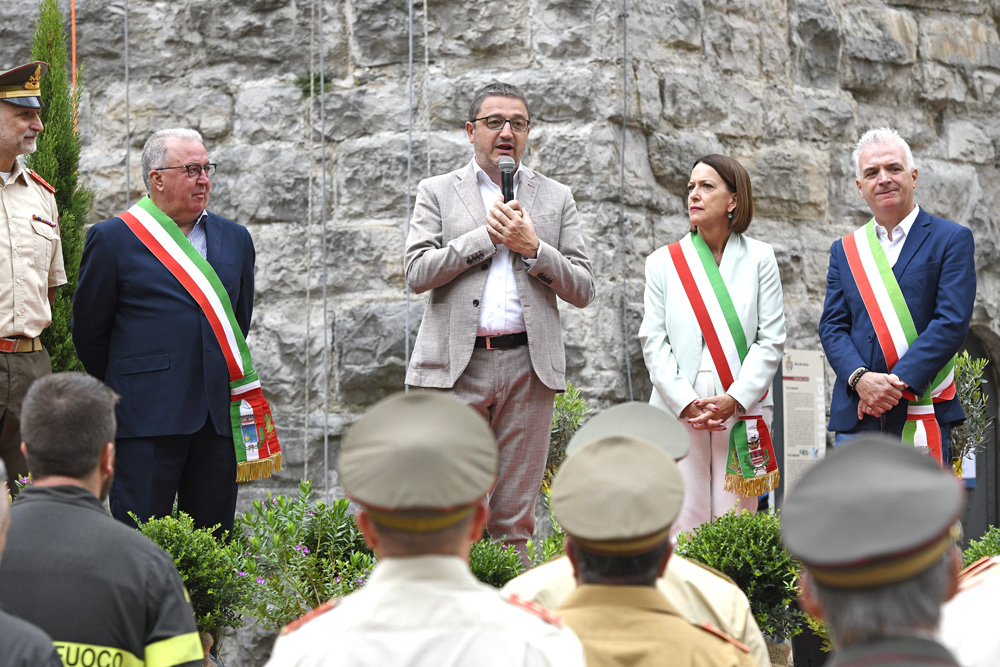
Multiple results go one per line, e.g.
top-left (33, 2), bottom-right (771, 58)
top-left (72, 128), bottom-right (255, 538)
top-left (819, 127), bottom-right (975, 460)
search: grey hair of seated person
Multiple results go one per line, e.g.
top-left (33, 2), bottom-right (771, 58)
top-left (805, 548), bottom-right (955, 646)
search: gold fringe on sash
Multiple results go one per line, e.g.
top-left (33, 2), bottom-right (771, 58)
top-left (236, 451), bottom-right (283, 483)
top-left (724, 469), bottom-right (780, 498)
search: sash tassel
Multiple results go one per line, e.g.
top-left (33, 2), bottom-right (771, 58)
top-left (237, 452), bottom-right (283, 483)
top-left (725, 469), bottom-right (780, 498)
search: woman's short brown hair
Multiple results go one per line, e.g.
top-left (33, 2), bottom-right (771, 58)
top-left (691, 154), bottom-right (754, 234)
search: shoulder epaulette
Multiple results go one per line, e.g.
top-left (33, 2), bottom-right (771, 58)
top-left (957, 556), bottom-right (1000, 593)
top-left (280, 598), bottom-right (340, 635)
top-left (698, 622), bottom-right (750, 653)
top-left (27, 169), bottom-right (55, 193)
top-left (504, 593), bottom-right (565, 627)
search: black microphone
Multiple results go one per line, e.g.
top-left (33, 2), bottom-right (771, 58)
top-left (499, 156), bottom-right (515, 203)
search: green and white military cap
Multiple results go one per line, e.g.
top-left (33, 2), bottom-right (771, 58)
top-left (553, 435), bottom-right (684, 556)
top-left (566, 401), bottom-right (691, 460)
top-left (340, 391), bottom-right (497, 533)
top-left (782, 435), bottom-right (964, 589)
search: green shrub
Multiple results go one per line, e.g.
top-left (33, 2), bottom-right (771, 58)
top-left (963, 525), bottom-right (1000, 567)
top-left (527, 530), bottom-right (567, 569)
top-left (469, 539), bottom-right (525, 588)
top-left (952, 351), bottom-right (994, 467)
top-left (675, 509), bottom-right (806, 639)
top-left (545, 382), bottom-right (591, 491)
top-left (30, 0), bottom-right (93, 372)
top-left (232, 480), bottom-right (374, 630)
top-left (134, 512), bottom-right (252, 633)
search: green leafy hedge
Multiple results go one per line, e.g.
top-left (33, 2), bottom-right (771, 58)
top-left (134, 512), bottom-right (252, 633)
top-left (675, 509), bottom-right (806, 639)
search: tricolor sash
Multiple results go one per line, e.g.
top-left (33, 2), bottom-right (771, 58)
top-left (841, 220), bottom-right (955, 464)
top-left (668, 232), bottom-right (780, 497)
top-left (120, 197), bottom-right (282, 481)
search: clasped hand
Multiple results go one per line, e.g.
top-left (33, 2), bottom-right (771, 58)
top-left (856, 372), bottom-right (906, 419)
top-left (682, 394), bottom-right (739, 431)
top-left (486, 197), bottom-right (540, 259)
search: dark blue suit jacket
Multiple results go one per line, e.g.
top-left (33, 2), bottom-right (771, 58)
top-left (819, 207), bottom-right (975, 433)
top-left (72, 211), bottom-right (255, 439)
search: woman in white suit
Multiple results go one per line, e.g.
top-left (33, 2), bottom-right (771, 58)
top-left (639, 155), bottom-right (785, 537)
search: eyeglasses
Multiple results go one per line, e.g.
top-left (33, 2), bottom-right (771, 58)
top-left (154, 163), bottom-right (217, 179)
top-left (473, 116), bottom-right (530, 133)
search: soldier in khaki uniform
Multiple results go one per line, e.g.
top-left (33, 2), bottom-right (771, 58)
top-left (266, 392), bottom-right (585, 667)
top-left (0, 61), bottom-right (65, 487)
top-left (504, 403), bottom-right (769, 667)
top-left (551, 431), bottom-right (755, 666)
top-left (783, 435), bottom-right (964, 667)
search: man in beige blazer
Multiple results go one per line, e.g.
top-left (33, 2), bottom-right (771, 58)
top-left (405, 81), bottom-right (594, 560)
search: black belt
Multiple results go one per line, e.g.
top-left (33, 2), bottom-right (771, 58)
top-left (475, 332), bottom-right (528, 350)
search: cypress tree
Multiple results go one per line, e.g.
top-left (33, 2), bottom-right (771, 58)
top-left (28, 0), bottom-right (93, 372)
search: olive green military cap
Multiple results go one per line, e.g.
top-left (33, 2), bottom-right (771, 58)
top-left (553, 435), bottom-right (684, 556)
top-left (566, 402), bottom-right (691, 460)
top-left (340, 391), bottom-right (497, 532)
top-left (782, 435), bottom-right (964, 589)
top-left (0, 61), bottom-right (47, 109)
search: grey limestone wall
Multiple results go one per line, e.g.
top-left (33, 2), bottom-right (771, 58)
top-left (3, 0), bottom-right (999, 529)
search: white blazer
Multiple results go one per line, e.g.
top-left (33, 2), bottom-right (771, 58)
top-left (639, 231), bottom-right (786, 418)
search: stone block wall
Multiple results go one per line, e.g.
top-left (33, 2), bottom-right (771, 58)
top-left (3, 0), bottom-right (999, 542)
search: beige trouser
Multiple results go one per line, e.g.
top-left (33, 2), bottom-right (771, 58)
top-left (442, 344), bottom-right (556, 563)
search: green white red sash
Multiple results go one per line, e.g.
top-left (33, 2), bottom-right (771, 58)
top-left (841, 220), bottom-right (955, 464)
top-left (120, 197), bottom-right (282, 481)
top-left (668, 231), bottom-right (780, 497)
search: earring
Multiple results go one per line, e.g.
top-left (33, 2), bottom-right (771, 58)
top-left (728, 212), bottom-right (733, 220)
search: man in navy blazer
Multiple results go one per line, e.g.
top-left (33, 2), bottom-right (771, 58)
top-left (72, 128), bottom-right (255, 538)
top-left (819, 127), bottom-right (975, 453)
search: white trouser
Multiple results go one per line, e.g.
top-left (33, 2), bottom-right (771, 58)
top-left (671, 368), bottom-right (769, 539)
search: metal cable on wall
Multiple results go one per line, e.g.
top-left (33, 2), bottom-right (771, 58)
top-left (317, 0), bottom-right (331, 500)
top-left (302, 0), bottom-right (317, 482)
top-left (404, 0), bottom-right (414, 388)
top-left (123, 0), bottom-right (130, 203)
top-left (619, 0), bottom-right (634, 401)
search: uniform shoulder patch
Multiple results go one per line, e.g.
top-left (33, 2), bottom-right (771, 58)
top-left (698, 622), bottom-right (751, 653)
top-left (280, 597), bottom-right (340, 635)
top-left (504, 593), bottom-right (565, 627)
top-left (957, 556), bottom-right (1000, 593)
top-left (27, 169), bottom-right (55, 193)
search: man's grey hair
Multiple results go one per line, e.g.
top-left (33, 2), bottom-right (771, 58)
top-left (807, 548), bottom-right (955, 647)
top-left (852, 127), bottom-right (916, 180)
top-left (21, 373), bottom-right (119, 480)
top-left (141, 128), bottom-right (204, 191)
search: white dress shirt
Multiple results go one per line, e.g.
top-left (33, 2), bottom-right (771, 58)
top-left (874, 205), bottom-right (919, 267)
top-left (473, 162), bottom-right (528, 336)
top-left (186, 210), bottom-right (208, 259)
